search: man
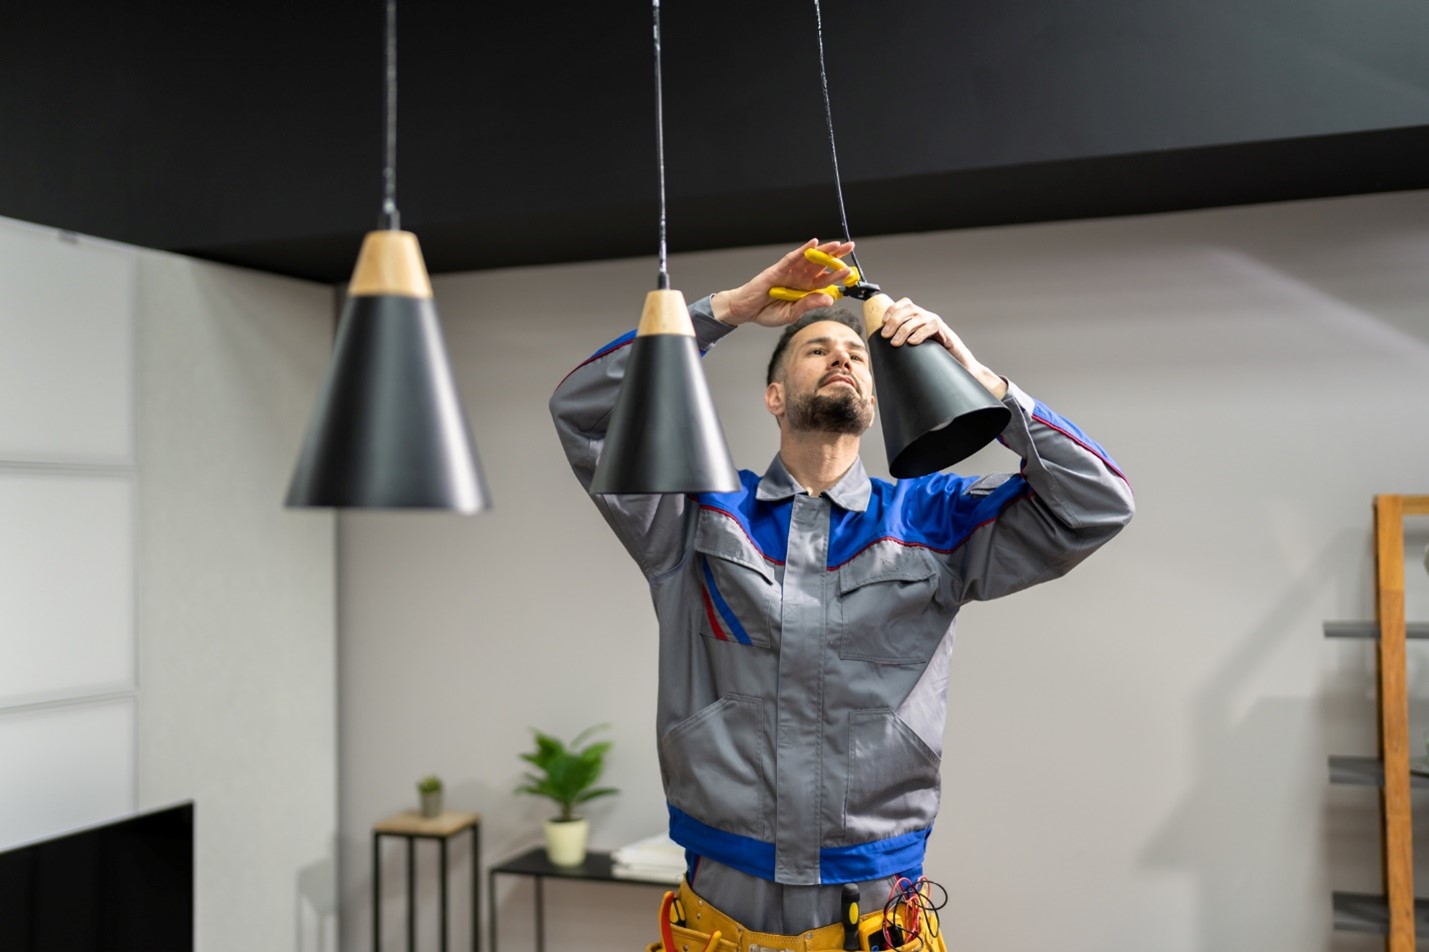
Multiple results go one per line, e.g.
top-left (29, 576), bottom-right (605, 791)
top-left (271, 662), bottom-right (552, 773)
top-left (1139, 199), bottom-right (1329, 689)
top-left (550, 239), bottom-right (1133, 947)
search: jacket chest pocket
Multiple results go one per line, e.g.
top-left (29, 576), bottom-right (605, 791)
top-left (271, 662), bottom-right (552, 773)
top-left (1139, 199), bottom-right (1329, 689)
top-left (693, 514), bottom-right (780, 649)
top-left (836, 544), bottom-right (948, 664)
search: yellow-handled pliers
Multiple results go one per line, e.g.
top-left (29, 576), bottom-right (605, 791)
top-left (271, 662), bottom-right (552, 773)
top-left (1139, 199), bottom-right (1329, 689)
top-left (769, 247), bottom-right (878, 301)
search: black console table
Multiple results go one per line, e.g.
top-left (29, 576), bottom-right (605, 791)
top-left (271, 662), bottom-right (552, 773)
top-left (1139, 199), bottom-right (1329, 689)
top-left (488, 847), bottom-right (678, 952)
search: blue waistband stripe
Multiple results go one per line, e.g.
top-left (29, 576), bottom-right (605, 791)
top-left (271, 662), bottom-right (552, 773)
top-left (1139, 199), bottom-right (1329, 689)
top-left (668, 805), bottom-right (931, 885)
top-left (819, 828), bottom-right (930, 882)
top-left (669, 806), bottom-right (775, 880)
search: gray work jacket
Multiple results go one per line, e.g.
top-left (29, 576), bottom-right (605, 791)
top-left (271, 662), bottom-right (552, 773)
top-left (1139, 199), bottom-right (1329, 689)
top-left (550, 296), bottom-right (1134, 886)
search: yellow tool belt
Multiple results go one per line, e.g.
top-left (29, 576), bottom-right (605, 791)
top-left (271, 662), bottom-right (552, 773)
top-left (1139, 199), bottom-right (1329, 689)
top-left (646, 879), bottom-right (946, 952)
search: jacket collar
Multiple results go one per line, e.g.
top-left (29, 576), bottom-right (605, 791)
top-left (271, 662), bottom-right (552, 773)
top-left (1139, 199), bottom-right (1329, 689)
top-left (756, 453), bottom-right (871, 513)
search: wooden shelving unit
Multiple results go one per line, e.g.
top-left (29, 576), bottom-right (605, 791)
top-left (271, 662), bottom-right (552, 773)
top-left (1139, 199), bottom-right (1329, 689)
top-left (1329, 755), bottom-right (1429, 790)
top-left (1327, 494), bottom-right (1429, 951)
top-left (1333, 893), bottom-right (1429, 937)
top-left (1325, 621), bottom-right (1429, 641)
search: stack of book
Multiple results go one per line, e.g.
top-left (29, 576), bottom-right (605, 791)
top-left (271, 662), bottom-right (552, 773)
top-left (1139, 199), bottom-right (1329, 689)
top-left (611, 832), bottom-right (685, 882)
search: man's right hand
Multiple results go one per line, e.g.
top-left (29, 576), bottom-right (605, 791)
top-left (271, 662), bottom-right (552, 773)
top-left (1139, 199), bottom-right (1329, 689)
top-left (712, 238), bottom-right (856, 327)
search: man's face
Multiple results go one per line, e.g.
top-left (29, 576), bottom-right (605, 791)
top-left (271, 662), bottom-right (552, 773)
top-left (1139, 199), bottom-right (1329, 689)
top-left (767, 320), bottom-right (875, 436)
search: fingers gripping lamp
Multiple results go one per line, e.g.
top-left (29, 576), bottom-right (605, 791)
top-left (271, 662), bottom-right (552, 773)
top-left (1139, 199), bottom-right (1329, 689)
top-left (588, 0), bottom-right (739, 496)
top-left (810, 0), bottom-right (1008, 477)
top-left (861, 293), bottom-right (1011, 478)
top-left (286, 0), bottom-right (489, 512)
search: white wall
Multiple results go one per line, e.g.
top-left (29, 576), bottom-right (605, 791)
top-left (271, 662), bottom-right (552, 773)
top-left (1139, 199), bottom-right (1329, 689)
top-left (0, 217), bottom-right (339, 952)
top-left (137, 250), bottom-right (338, 952)
top-left (339, 190), bottom-right (1429, 952)
top-left (0, 222), bottom-right (140, 848)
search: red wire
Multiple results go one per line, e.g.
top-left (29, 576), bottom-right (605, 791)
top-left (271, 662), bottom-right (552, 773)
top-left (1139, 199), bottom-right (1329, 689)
top-left (659, 891), bottom-right (677, 952)
top-left (878, 876), bottom-right (937, 950)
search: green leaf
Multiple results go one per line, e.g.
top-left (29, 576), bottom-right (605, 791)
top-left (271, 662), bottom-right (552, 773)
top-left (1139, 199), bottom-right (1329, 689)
top-left (514, 724), bottom-right (617, 815)
top-left (574, 787), bottom-right (619, 804)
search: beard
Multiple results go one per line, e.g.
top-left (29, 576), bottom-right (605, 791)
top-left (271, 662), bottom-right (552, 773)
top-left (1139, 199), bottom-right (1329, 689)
top-left (786, 389), bottom-right (874, 436)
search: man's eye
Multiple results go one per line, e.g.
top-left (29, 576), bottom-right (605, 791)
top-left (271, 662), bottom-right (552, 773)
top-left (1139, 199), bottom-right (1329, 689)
top-left (851, 353), bottom-right (865, 362)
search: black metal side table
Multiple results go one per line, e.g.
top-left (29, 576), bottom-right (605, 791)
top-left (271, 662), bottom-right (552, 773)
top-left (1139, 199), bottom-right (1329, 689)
top-left (373, 810), bottom-right (482, 952)
top-left (488, 847), bottom-right (677, 952)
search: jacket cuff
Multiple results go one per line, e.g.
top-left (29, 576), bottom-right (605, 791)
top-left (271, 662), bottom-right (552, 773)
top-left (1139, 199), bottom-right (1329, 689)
top-left (1001, 379), bottom-right (1036, 420)
top-left (689, 294), bottom-right (738, 351)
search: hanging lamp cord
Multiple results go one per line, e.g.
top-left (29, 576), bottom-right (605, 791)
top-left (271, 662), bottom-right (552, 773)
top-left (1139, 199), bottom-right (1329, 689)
top-left (652, 0), bottom-right (671, 289)
top-left (381, 0), bottom-right (400, 231)
top-left (812, 0), bottom-right (864, 281)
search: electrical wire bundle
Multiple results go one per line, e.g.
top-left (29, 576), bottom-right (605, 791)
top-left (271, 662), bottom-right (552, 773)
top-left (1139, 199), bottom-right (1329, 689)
top-left (877, 876), bottom-right (949, 951)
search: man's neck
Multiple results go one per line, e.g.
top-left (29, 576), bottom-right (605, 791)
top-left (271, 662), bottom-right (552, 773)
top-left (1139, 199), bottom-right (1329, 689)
top-left (778, 430), bottom-right (863, 496)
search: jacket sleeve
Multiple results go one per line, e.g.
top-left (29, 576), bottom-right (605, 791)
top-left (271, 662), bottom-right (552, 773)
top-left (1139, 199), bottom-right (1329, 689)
top-left (549, 295), bottom-right (737, 580)
top-left (940, 380), bottom-right (1135, 604)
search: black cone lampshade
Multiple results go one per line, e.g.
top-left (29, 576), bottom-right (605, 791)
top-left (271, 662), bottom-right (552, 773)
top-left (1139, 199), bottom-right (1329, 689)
top-left (862, 293), bottom-right (1010, 478)
top-left (589, 289), bottom-right (740, 495)
top-left (285, 230), bottom-right (490, 511)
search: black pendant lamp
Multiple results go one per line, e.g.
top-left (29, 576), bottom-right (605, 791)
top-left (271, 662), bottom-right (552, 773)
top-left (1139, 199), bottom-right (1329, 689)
top-left (808, 0), bottom-right (1008, 478)
top-left (588, 0), bottom-right (739, 496)
top-left (285, 0), bottom-right (489, 512)
top-left (861, 293), bottom-right (1009, 478)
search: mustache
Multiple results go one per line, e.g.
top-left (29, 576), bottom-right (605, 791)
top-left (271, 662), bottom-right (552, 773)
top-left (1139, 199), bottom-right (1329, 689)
top-left (818, 371), bottom-right (863, 395)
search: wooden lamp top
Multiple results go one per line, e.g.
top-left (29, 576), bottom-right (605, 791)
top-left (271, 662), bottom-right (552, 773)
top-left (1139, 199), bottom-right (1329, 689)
top-left (861, 292), bottom-right (895, 339)
top-left (348, 230), bottom-right (434, 299)
top-left (635, 289), bottom-right (694, 336)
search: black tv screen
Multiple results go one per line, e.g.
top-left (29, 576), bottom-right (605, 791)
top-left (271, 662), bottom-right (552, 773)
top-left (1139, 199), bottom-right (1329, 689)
top-left (0, 801), bottom-right (194, 952)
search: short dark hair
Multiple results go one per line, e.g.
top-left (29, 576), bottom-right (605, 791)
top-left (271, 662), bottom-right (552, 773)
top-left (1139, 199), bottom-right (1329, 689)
top-left (765, 307), bottom-right (866, 385)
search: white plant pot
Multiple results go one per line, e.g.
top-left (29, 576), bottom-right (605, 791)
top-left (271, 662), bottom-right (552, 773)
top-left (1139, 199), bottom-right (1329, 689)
top-left (543, 817), bottom-right (589, 867)
top-left (419, 791), bottom-right (443, 819)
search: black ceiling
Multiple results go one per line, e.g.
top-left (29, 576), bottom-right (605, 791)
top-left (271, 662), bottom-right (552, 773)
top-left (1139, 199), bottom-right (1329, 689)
top-left (3, 0), bottom-right (1428, 284)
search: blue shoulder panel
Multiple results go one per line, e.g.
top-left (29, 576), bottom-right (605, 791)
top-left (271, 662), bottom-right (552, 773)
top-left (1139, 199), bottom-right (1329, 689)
top-left (695, 471), bottom-right (790, 565)
top-left (585, 330), bottom-right (636, 362)
top-left (826, 473), bottom-right (1029, 568)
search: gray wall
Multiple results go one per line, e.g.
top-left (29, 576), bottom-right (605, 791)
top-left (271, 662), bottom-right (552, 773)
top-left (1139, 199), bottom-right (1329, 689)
top-left (340, 189), bottom-right (1429, 952)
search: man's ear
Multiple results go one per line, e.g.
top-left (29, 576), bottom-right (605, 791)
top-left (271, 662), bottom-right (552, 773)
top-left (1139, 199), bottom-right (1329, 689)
top-left (765, 381), bottom-right (784, 418)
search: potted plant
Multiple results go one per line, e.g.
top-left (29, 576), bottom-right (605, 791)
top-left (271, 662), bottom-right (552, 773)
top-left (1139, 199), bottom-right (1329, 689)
top-left (516, 725), bottom-right (618, 866)
top-left (417, 774), bottom-right (443, 819)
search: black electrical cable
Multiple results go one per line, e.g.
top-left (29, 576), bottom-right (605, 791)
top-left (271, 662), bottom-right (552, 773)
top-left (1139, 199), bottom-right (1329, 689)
top-left (381, 0), bottom-right (400, 230)
top-left (920, 878), bottom-right (949, 936)
top-left (812, 0), bottom-right (864, 281)
top-left (878, 877), bottom-right (950, 950)
top-left (652, 0), bottom-right (670, 290)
